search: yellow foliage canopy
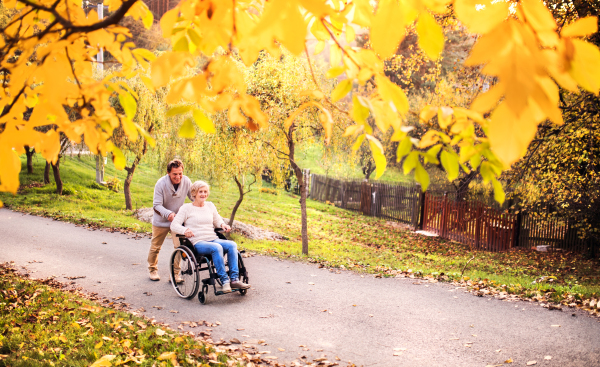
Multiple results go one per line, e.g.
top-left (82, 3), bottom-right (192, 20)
top-left (0, 0), bottom-right (599, 205)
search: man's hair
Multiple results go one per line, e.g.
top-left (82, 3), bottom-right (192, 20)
top-left (167, 159), bottom-right (184, 173)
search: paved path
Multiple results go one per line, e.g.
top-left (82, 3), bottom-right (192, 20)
top-left (1, 208), bottom-right (599, 367)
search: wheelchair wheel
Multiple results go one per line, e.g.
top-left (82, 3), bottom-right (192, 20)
top-left (198, 285), bottom-right (208, 304)
top-left (170, 247), bottom-right (199, 299)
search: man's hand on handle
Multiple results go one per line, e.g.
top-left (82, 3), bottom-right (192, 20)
top-left (167, 212), bottom-right (175, 222)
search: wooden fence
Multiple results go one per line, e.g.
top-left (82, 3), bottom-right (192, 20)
top-left (309, 175), bottom-right (421, 226)
top-left (308, 174), bottom-right (594, 254)
top-left (422, 195), bottom-right (518, 251)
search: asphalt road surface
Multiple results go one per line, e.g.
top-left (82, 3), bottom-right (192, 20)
top-left (1, 208), bottom-right (599, 366)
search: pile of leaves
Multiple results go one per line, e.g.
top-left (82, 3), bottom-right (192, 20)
top-left (0, 263), bottom-right (298, 367)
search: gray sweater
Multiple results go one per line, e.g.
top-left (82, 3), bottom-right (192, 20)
top-left (152, 174), bottom-right (193, 228)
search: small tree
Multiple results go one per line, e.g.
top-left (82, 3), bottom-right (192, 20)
top-left (112, 74), bottom-right (166, 210)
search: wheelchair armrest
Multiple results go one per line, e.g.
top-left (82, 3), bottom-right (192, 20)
top-left (176, 234), bottom-right (186, 238)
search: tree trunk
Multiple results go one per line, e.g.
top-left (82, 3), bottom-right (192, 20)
top-left (51, 158), bottom-right (62, 195)
top-left (44, 162), bottom-right (51, 184)
top-left (124, 154), bottom-right (142, 210)
top-left (24, 146), bottom-right (34, 174)
top-left (123, 125), bottom-right (153, 210)
top-left (363, 160), bottom-right (375, 180)
top-left (287, 127), bottom-right (309, 255)
top-left (229, 176), bottom-right (245, 227)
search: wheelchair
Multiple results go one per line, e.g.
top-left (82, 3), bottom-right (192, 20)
top-left (169, 229), bottom-right (249, 304)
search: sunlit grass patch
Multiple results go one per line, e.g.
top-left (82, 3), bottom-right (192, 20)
top-left (0, 264), bottom-right (245, 367)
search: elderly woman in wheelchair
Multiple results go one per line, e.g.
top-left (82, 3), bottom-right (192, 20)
top-left (170, 180), bottom-right (250, 302)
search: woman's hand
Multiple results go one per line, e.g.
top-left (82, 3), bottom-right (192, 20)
top-left (221, 223), bottom-right (231, 233)
top-left (184, 228), bottom-right (194, 238)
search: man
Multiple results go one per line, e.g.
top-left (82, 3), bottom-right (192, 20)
top-left (148, 159), bottom-right (193, 282)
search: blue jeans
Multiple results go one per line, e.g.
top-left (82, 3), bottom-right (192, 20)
top-left (193, 239), bottom-right (239, 284)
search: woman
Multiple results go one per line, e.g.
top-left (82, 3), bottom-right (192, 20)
top-left (171, 180), bottom-right (250, 293)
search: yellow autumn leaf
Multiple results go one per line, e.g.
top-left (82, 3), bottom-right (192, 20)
top-left (437, 106), bottom-right (453, 129)
top-left (520, 0), bottom-right (556, 32)
top-left (331, 79), bottom-right (353, 102)
top-left (420, 130), bottom-right (440, 148)
top-left (192, 109), bottom-right (215, 133)
top-left (561, 16), bottom-right (598, 38)
top-left (111, 146), bottom-right (126, 170)
top-left (568, 39), bottom-right (600, 94)
top-left (416, 11), bottom-right (444, 60)
top-left (366, 134), bottom-right (387, 179)
top-left (95, 340), bottom-right (103, 349)
top-left (419, 105), bottom-right (437, 123)
top-left (370, 0), bottom-right (404, 59)
top-left (454, 0), bottom-right (509, 34)
top-left (489, 102), bottom-right (538, 166)
top-left (314, 40), bottom-right (326, 55)
top-left (352, 0), bottom-right (373, 27)
top-left (376, 74), bottom-right (409, 115)
top-left (90, 355), bottom-right (116, 367)
top-left (0, 148), bottom-right (21, 194)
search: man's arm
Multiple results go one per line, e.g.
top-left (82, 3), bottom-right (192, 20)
top-left (185, 176), bottom-right (194, 201)
top-left (153, 180), bottom-right (173, 220)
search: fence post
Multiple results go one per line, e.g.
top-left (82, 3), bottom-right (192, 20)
top-left (340, 181), bottom-right (346, 209)
top-left (440, 192), bottom-right (448, 238)
top-left (417, 190), bottom-right (426, 230)
top-left (513, 212), bottom-right (522, 248)
top-left (475, 204), bottom-right (482, 248)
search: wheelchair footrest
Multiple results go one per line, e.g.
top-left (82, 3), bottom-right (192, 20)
top-left (202, 278), bottom-right (215, 285)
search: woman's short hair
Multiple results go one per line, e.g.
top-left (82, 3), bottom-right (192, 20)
top-left (190, 181), bottom-right (210, 200)
top-left (167, 159), bottom-right (183, 173)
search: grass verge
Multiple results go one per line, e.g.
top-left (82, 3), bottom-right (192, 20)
top-left (2, 154), bottom-right (600, 316)
top-left (0, 262), bottom-right (268, 367)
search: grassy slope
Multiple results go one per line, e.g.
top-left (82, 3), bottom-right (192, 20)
top-left (2, 154), bottom-right (599, 311)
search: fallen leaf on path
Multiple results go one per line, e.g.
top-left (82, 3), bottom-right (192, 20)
top-left (551, 325), bottom-right (561, 327)
top-left (152, 306), bottom-right (163, 310)
top-left (393, 352), bottom-right (403, 356)
top-left (505, 358), bottom-right (513, 363)
top-left (299, 345), bottom-right (306, 347)
top-left (237, 328), bottom-right (245, 331)
top-left (278, 348), bottom-right (285, 351)
top-left (496, 349), bottom-right (501, 353)
top-left (464, 344), bottom-right (472, 348)
top-left (544, 356), bottom-right (552, 360)
top-left (170, 310), bottom-right (178, 313)
top-left (155, 329), bottom-right (165, 336)
top-left (231, 338), bottom-right (241, 344)
top-left (308, 282), bottom-right (315, 285)
top-left (526, 361), bottom-right (537, 366)
top-left (369, 314), bottom-right (373, 317)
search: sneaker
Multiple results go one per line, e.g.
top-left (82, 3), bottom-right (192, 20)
top-left (174, 274), bottom-right (184, 284)
top-left (149, 270), bottom-right (160, 281)
top-left (230, 280), bottom-right (250, 289)
top-left (220, 282), bottom-right (232, 294)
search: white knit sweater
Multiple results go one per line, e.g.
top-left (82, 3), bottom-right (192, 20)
top-left (170, 202), bottom-right (225, 244)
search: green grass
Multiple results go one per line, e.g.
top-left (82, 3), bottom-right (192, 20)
top-left (2, 153), bottom-right (600, 311)
top-left (0, 264), bottom-right (243, 366)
